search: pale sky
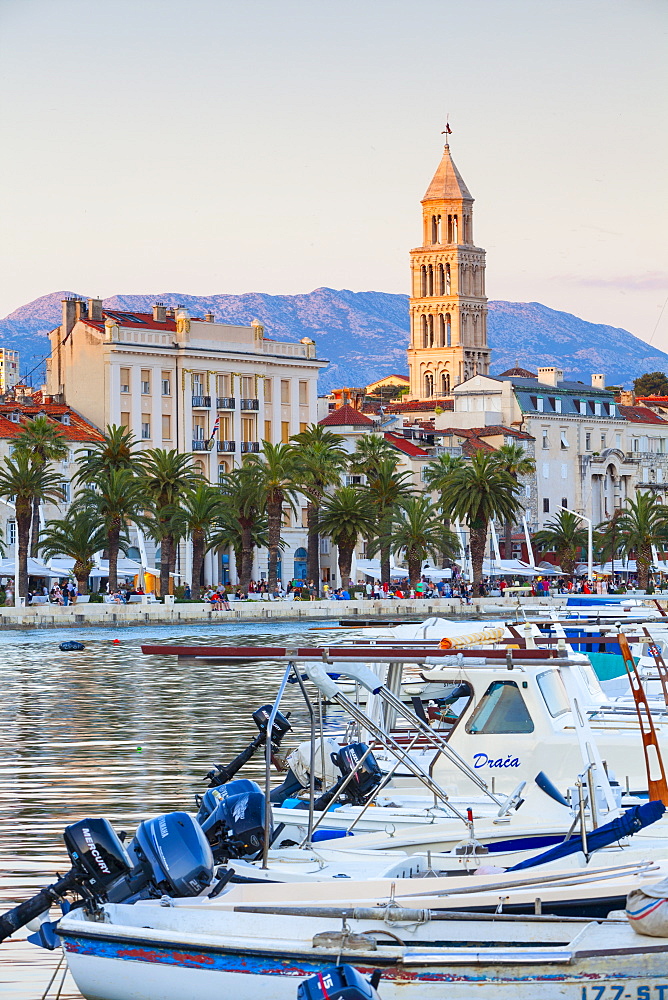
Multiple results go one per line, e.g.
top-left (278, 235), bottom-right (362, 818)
top-left (1, 0), bottom-right (667, 347)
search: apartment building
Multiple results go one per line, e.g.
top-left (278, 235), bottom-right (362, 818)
top-left (47, 298), bottom-right (327, 585)
top-left (0, 349), bottom-right (20, 393)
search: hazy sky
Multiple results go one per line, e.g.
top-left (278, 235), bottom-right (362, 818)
top-left (1, 0), bottom-right (667, 349)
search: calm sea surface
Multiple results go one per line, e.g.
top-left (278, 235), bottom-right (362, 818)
top-left (0, 619), bottom-right (359, 1000)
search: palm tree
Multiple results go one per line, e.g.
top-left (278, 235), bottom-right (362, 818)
top-left (291, 425), bottom-right (347, 591)
top-left (440, 451), bottom-right (522, 594)
top-left (141, 449), bottom-right (202, 596)
top-left (244, 442), bottom-right (300, 591)
top-left (75, 424), bottom-right (138, 481)
top-left (349, 433), bottom-right (399, 477)
top-left (612, 491), bottom-right (668, 590)
top-left (0, 454), bottom-right (64, 597)
top-left (365, 459), bottom-right (415, 585)
top-left (318, 487), bottom-right (376, 587)
top-left (40, 510), bottom-right (112, 595)
top-left (532, 509), bottom-right (590, 577)
top-left (218, 468), bottom-right (266, 594)
top-left (423, 451), bottom-right (465, 566)
top-left (493, 443), bottom-right (535, 560)
top-left (169, 484), bottom-right (225, 598)
top-left (13, 415), bottom-right (68, 557)
top-left (388, 497), bottom-right (459, 588)
top-left (74, 468), bottom-right (149, 592)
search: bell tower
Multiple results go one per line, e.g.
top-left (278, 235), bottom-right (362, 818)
top-left (407, 139), bottom-right (489, 399)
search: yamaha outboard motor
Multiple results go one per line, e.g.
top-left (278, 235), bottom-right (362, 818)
top-left (197, 778), bottom-right (271, 860)
top-left (206, 706), bottom-right (292, 788)
top-left (313, 743), bottom-right (383, 811)
top-left (0, 813), bottom-right (214, 945)
top-left (298, 964), bottom-right (382, 1000)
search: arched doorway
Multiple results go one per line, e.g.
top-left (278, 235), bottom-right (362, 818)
top-left (293, 547), bottom-right (308, 582)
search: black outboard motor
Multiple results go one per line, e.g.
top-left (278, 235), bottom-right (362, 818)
top-left (313, 743), bottom-right (383, 811)
top-left (298, 964), bottom-right (382, 1000)
top-left (0, 812), bottom-right (214, 945)
top-left (206, 706), bottom-right (292, 788)
top-left (196, 779), bottom-right (271, 861)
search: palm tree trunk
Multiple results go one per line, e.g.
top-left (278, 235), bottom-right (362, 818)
top-left (408, 552), bottom-right (421, 589)
top-left (239, 520), bottom-right (253, 593)
top-left (107, 523), bottom-right (120, 593)
top-left (442, 516), bottom-right (452, 568)
top-left (160, 534), bottom-right (173, 598)
top-left (338, 539), bottom-right (354, 586)
top-left (504, 519), bottom-right (512, 561)
top-left (191, 529), bottom-right (205, 599)
top-left (638, 543), bottom-right (651, 591)
top-left (469, 519), bottom-right (487, 596)
top-left (74, 562), bottom-right (89, 595)
top-left (30, 496), bottom-right (40, 558)
top-left (306, 501), bottom-right (320, 591)
top-left (380, 533), bottom-right (391, 586)
top-left (16, 498), bottom-right (31, 600)
top-left (267, 496), bottom-right (282, 591)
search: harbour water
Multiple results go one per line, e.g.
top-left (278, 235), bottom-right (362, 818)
top-left (0, 619), bottom-right (350, 999)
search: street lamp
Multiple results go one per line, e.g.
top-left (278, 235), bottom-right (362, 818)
top-left (561, 506), bottom-right (593, 583)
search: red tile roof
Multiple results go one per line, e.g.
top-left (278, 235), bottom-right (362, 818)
top-left (383, 432), bottom-right (429, 458)
top-left (469, 425), bottom-right (534, 441)
top-left (618, 405), bottom-right (668, 424)
top-left (319, 404), bottom-right (375, 427)
top-left (0, 392), bottom-right (103, 443)
top-left (436, 425), bottom-right (530, 457)
top-left (498, 366), bottom-right (537, 378)
top-left (386, 398), bottom-right (453, 414)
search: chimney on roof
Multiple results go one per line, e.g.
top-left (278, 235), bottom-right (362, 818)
top-left (61, 297), bottom-right (78, 336)
top-left (165, 307), bottom-right (175, 319)
top-left (205, 311), bottom-right (215, 323)
top-left (74, 299), bottom-right (88, 322)
top-left (537, 366), bottom-right (563, 387)
top-left (617, 389), bottom-right (635, 406)
top-left (88, 298), bottom-right (103, 322)
top-left (591, 374), bottom-right (605, 389)
top-left (153, 302), bottom-right (167, 323)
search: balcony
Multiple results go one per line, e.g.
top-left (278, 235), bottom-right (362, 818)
top-left (240, 398), bottom-right (259, 411)
top-left (192, 439), bottom-right (208, 451)
top-left (240, 441), bottom-right (260, 454)
top-left (192, 395), bottom-right (211, 407)
top-left (216, 396), bottom-right (235, 410)
top-left (217, 440), bottom-right (236, 453)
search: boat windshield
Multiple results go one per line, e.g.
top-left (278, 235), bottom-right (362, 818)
top-left (465, 680), bottom-right (534, 734)
top-left (536, 669), bottom-right (571, 717)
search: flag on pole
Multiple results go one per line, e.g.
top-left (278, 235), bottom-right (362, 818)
top-left (206, 415), bottom-right (220, 450)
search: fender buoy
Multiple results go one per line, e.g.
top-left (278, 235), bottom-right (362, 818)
top-left (59, 640), bottom-right (85, 652)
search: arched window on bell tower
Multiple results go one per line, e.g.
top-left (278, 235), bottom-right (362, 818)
top-left (445, 263), bottom-right (451, 294)
top-left (438, 263), bottom-right (445, 295)
top-left (431, 215), bottom-right (441, 244)
top-left (447, 215), bottom-right (453, 243)
top-left (453, 215), bottom-right (459, 243)
top-left (438, 313), bottom-right (446, 347)
top-left (428, 314), bottom-right (434, 347)
top-left (428, 265), bottom-right (434, 296)
top-left (424, 372), bottom-right (434, 397)
top-left (420, 265), bottom-right (427, 296)
top-left (441, 371), bottom-right (450, 395)
top-left (445, 312), bottom-right (451, 346)
top-left (421, 314), bottom-right (428, 347)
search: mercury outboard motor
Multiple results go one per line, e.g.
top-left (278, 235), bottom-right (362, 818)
top-left (298, 964), bottom-right (382, 1000)
top-left (0, 813), bottom-right (214, 945)
top-left (206, 706), bottom-right (292, 788)
top-left (196, 779), bottom-right (271, 860)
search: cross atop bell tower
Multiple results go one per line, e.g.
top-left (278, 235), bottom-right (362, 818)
top-left (407, 136), bottom-right (489, 399)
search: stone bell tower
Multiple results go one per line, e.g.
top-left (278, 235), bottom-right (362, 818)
top-left (407, 140), bottom-right (490, 399)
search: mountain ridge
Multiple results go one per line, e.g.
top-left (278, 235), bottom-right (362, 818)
top-left (2, 288), bottom-right (666, 393)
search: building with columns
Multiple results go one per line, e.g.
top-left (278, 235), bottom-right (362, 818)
top-left (407, 142), bottom-right (490, 400)
top-left (47, 298), bottom-right (327, 586)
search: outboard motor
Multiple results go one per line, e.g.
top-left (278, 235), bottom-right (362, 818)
top-left (0, 813), bottom-right (214, 945)
top-left (197, 778), bottom-right (271, 860)
top-left (298, 964), bottom-right (382, 1000)
top-left (206, 706), bottom-right (292, 788)
top-left (313, 743), bottom-right (383, 810)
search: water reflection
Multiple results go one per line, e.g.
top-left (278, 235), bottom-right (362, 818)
top-left (0, 620), bottom-right (349, 999)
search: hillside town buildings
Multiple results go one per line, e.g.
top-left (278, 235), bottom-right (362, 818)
top-left (0, 349), bottom-right (20, 393)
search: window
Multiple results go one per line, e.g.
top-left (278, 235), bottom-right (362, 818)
top-left (299, 381), bottom-right (308, 406)
top-left (141, 420), bottom-right (151, 439)
top-left (643, 467), bottom-right (650, 483)
top-left (120, 368), bottom-right (130, 393)
top-left (217, 374), bottom-right (231, 396)
top-left (465, 681), bottom-right (534, 734)
top-left (294, 547), bottom-right (308, 580)
top-left (525, 484), bottom-right (531, 498)
top-left (219, 415), bottom-right (231, 438)
top-left (543, 498), bottom-right (550, 512)
top-left (141, 370), bottom-right (151, 395)
top-left (282, 510), bottom-right (291, 527)
top-left (600, 433), bottom-right (606, 449)
top-left (60, 481), bottom-right (70, 503)
top-left (595, 401), bottom-right (601, 416)
top-left (161, 373), bottom-right (171, 395)
top-left (240, 375), bottom-right (253, 398)
top-left (241, 417), bottom-right (256, 442)
top-left (560, 431), bottom-right (569, 449)
top-left (536, 396), bottom-right (544, 412)
top-left (264, 420), bottom-right (272, 441)
top-left (561, 463), bottom-right (568, 479)
top-left (281, 421), bottom-right (290, 443)
top-left (193, 418), bottom-right (205, 441)
top-left (264, 378), bottom-right (272, 403)
top-left (554, 398), bottom-right (562, 413)
top-left (192, 373), bottom-right (204, 396)
top-left (561, 497), bottom-right (568, 507)
top-left (281, 379), bottom-right (290, 404)
top-left (542, 430), bottom-right (549, 450)
top-left (320, 537), bottom-right (330, 555)
top-left (162, 415), bottom-right (171, 440)
top-left (120, 411), bottom-right (130, 428)
top-left (641, 436), bottom-right (649, 451)
top-left (218, 462), bottom-right (228, 483)
top-left (585, 432), bottom-right (591, 450)
top-left (610, 403), bottom-right (616, 417)
top-left (301, 508), bottom-right (308, 528)
top-left (537, 670), bottom-right (570, 717)
top-left (7, 520), bottom-right (16, 545)
top-left (299, 422), bottom-right (308, 433)
top-left (632, 439), bottom-right (639, 452)
top-left (615, 433), bottom-right (622, 449)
